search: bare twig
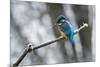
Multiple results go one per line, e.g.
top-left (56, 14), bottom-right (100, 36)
top-left (13, 23), bottom-right (88, 67)
top-left (13, 43), bottom-right (33, 67)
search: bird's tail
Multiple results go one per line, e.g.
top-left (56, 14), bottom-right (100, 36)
top-left (69, 32), bottom-right (74, 45)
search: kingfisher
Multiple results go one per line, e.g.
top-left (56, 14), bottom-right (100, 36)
top-left (56, 15), bottom-right (74, 44)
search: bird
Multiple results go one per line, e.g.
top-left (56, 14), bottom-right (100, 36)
top-left (56, 15), bottom-right (74, 44)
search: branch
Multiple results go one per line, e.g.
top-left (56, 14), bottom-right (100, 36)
top-left (13, 23), bottom-right (88, 67)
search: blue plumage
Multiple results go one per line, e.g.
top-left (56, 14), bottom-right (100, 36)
top-left (57, 15), bottom-right (74, 44)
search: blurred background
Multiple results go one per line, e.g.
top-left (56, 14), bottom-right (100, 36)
top-left (10, 0), bottom-right (95, 66)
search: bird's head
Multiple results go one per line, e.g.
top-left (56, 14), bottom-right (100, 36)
top-left (56, 15), bottom-right (69, 25)
top-left (57, 15), bottom-right (66, 23)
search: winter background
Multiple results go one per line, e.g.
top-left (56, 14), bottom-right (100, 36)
top-left (10, 0), bottom-right (95, 66)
